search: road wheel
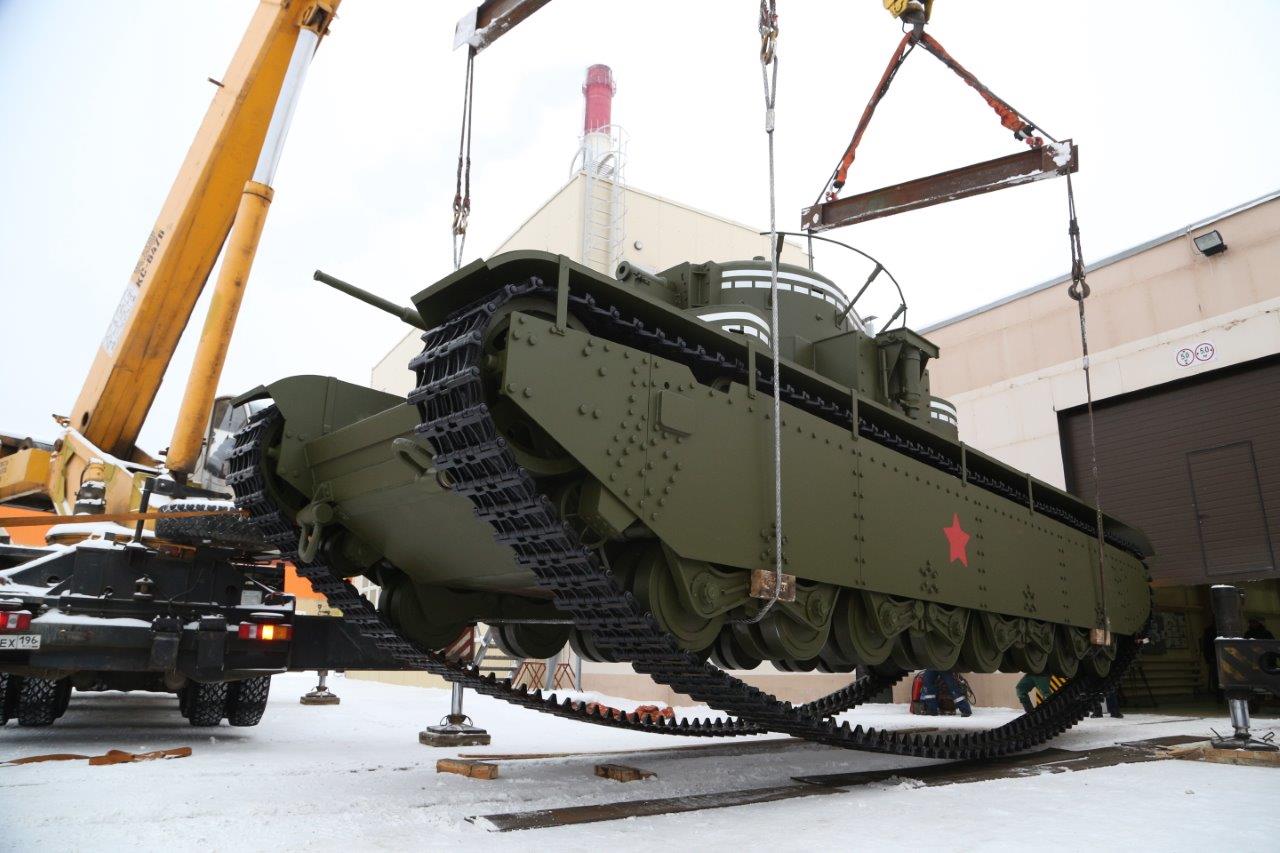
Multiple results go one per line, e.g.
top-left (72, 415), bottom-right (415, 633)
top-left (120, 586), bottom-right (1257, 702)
top-left (709, 630), bottom-right (762, 671)
top-left (1079, 634), bottom-right (1118, 679)
top-left (226, 676), bottom-right (272, 727)
top-left (0, 674), bottom-right (20, 725)
top-left (16, 677), bottom-right (64, 726)
top-left (186, 682), bottom-right (229, 727)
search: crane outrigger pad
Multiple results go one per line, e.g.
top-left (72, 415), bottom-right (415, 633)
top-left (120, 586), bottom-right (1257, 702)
top-left (801, 142), bottom-right (1077, 232)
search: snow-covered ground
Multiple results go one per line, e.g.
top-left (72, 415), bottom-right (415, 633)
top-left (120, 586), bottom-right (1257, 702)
top-left (1, 673), bottom-right (1276, 851)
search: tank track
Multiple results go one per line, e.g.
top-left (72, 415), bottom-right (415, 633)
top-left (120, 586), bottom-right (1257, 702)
top-left (230, 276), bottom-right (1144, 759)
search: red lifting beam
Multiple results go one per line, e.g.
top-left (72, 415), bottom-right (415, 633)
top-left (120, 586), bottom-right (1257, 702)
top-left (803, 142), bottom-right (1077, 231)
top-left (804, 26), bottom-right (1074, 233)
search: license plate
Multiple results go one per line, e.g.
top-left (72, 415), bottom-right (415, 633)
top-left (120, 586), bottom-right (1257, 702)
top-left (0, 634), bottom-right (40, 651)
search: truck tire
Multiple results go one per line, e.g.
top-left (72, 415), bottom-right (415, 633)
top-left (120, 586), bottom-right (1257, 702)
top-left (52, 678), bottom-right (72, 720)
top-left (178, 685), bottom-right (191, 719)
top-left (0, 674), bottom-right (19, 725)
top-left (186, 681), bottom-right (229, 727)
top-left (226, 676), bottom-right (271, 727)
top-left (156, 500), bottom-right (270, 550)
top-left (16, 677), bottom-right (64, 727)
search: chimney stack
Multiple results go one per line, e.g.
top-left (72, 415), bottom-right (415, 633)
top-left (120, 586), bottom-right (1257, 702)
top-left (583, 64), bottom-right (615, 134)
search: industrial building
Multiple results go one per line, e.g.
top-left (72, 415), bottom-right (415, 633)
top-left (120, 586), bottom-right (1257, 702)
top-left (924, 190), bottom-right (1280, 706)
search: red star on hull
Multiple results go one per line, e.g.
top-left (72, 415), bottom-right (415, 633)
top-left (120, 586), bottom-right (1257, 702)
top-left (943, 513), bottom-right (970, 567)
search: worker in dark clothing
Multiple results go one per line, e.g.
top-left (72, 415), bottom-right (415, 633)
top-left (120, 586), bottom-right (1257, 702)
top-left (920, 669), bottom-right (973, 717)
top-left (1201, 621), bottom-right (1220, 695)
top-left (1090, 688), bottom-right (1123, 719)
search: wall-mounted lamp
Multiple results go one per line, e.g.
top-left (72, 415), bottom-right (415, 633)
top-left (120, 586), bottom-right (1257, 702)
top-left (1193, 229), bottom-right (1227, 256)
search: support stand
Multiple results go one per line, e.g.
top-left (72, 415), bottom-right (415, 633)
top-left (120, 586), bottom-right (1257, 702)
top-left (1209, 585), bottom-right (1278, 753)
top-left (300, 669), bottom-right (341, 705)
top-left (419, 682), bottom-right (491, 747)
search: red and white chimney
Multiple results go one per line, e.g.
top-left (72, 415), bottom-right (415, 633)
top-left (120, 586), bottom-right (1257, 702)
top-left (576, 64), bottom-right (626, 274)
top-left (582, 64), bottom-right (615, 134)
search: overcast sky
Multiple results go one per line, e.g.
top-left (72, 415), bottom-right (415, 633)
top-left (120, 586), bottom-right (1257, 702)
top-left (2, 1), bottom-right (1278, 453)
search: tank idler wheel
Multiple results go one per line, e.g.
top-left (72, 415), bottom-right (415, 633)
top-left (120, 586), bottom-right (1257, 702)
top-left (630, 545), bottom-right (723, 654)
top-left (832, 591), bottom-right (893, 667)
top-left (495, 622), bottom-right (571, 661)
top-left (908, 604), bottom-right (968, 672)
top-left (960, 613), bottom-right (1005, 674)
top-left (1047, 625), bottom-right (1090, 678)
top-left (569, 628), bottom-right (620, 664)
top-left (1079, 634), bottom-right (1117, 679)
top-left (711, 628), bottom-right (763, 671)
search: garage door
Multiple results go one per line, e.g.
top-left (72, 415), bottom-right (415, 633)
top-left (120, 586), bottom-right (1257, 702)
top-left (1059, 355), bottom-right (1280, 585)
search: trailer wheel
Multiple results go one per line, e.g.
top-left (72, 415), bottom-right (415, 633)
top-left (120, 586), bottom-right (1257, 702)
top-left (0, 674), bottom-right (20, 725)
top-left (186, 682), bottom-right (229, 727)
top-left (156, 500), bottom-right (270, 550)
top-left (16, 677), bottom-right (65, 727)
top-left (226, 676), bottom-right (271, 727)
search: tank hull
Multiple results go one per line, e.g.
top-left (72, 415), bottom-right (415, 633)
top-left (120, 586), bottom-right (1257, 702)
top-left (239, 250), bottom-right (1151, 674)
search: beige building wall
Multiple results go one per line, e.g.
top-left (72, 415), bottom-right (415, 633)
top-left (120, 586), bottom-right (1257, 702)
top-left (923, 191), bottom-right (1280, 488)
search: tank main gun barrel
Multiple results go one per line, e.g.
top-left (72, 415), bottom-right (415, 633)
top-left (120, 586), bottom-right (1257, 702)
top-left (615, 261), bottom-right (668, 288)
top-left (313, 270), bottom-right (428, 330)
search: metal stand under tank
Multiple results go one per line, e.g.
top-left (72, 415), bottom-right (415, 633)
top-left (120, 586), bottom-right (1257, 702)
top-left (1209, 585), bottom-right (1278, 752)
top-left (300, 669), bottom-right (341, 705)
top-left (419, 683), bottom-right (491, 747)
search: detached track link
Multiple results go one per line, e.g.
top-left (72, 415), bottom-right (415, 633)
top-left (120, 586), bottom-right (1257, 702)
top-left (231, 277), bottom-right (1143, 759)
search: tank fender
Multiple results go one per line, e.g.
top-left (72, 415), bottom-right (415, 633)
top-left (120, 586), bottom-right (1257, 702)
top-left (247, 375), bottom-right (406, 502)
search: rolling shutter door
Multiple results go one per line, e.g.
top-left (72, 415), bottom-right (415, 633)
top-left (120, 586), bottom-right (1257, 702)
top-left (1059, 355), bottom-right (1280, 586)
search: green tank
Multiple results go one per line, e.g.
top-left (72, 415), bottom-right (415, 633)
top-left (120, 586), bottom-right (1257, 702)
top-left (228, 250), bottom-right (1152, 758)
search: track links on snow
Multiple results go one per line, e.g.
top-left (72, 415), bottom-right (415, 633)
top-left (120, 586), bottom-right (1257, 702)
top-left (229, 276), bottom-right (1144, 759)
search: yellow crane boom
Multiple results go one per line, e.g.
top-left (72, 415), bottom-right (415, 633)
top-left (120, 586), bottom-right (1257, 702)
top-left (71, 1), bottom-right (338, 461)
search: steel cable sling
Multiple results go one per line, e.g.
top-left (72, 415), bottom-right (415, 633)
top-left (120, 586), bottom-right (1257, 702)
top-left (1065, 172), bottom-right (1114, 644)
top-left (451, 48), bottom-right (476, 270)
top-left (749, 0), bottom-right (786, 624)
top-left (811, 20), bottom-right (1059, 215)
